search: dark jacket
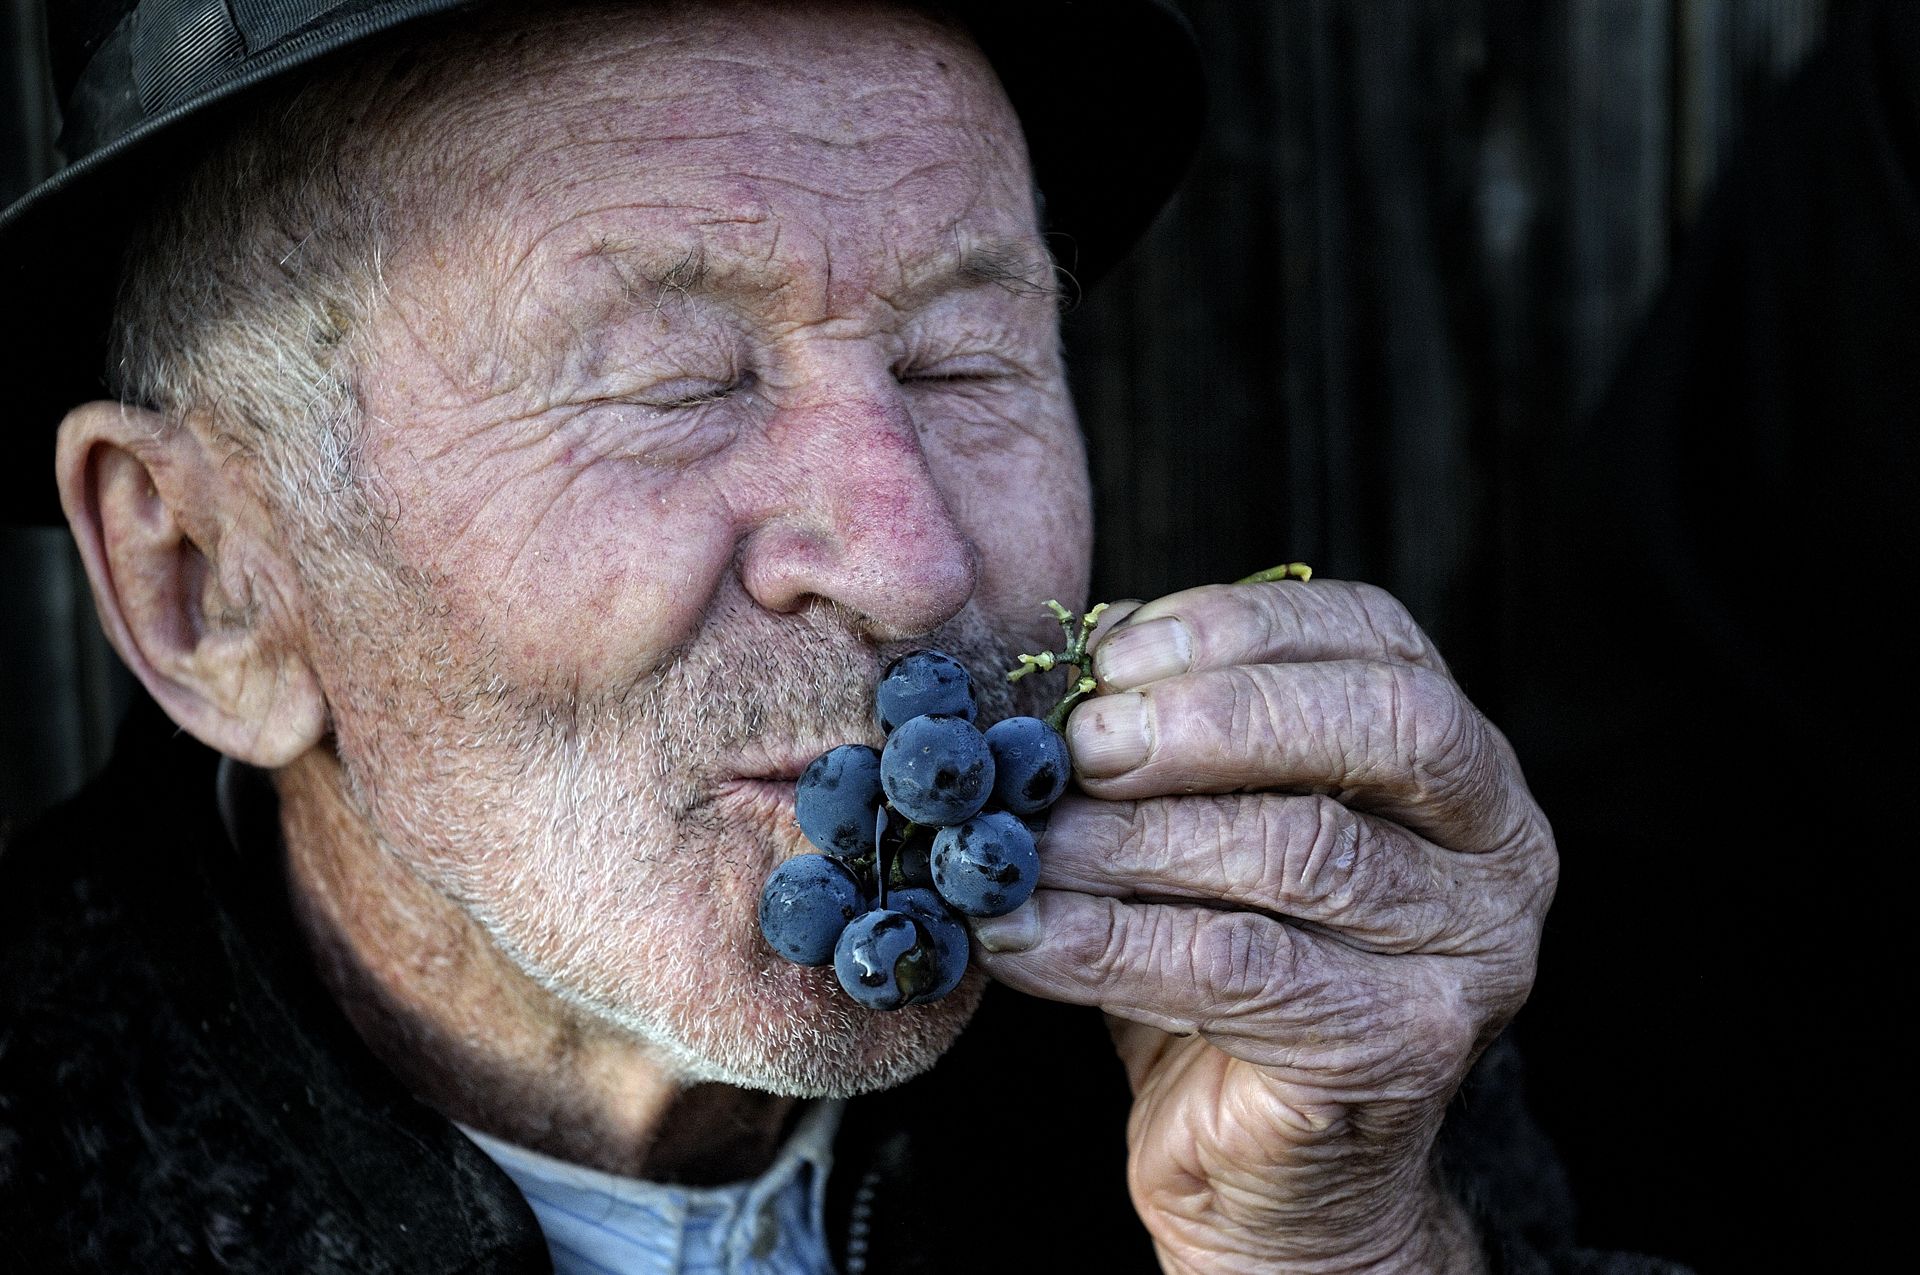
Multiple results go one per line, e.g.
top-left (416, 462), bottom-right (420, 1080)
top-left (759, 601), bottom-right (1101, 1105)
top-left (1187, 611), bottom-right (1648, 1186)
top-left (0, 702), bottom-right (1679, 1273)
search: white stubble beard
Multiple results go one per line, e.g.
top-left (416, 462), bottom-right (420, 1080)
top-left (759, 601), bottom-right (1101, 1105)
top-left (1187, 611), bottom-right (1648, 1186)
top-left (302, 535), bottom-right (1035, 1098)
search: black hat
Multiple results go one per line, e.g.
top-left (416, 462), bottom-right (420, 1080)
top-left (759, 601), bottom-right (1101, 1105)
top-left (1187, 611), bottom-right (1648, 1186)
top-left (0, 0), bottom-right (1204, 523)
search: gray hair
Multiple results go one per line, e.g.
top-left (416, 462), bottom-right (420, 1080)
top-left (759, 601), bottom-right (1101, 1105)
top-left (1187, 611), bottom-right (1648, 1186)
top-left (104, 60), bottom-right (408, 541)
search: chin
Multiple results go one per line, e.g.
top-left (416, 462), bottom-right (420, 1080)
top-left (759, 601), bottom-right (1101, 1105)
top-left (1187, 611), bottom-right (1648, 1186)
top-left (497, 923), bottom-right (989, 1099)
top-left (642, 962), bottom-right (989, 1099)
top-left (460, 822), bottom-right (987, 1099)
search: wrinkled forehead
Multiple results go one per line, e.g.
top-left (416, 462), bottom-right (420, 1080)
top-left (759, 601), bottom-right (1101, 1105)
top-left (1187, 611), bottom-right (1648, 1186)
top-left (372, 1), bottom-right (1038, 278)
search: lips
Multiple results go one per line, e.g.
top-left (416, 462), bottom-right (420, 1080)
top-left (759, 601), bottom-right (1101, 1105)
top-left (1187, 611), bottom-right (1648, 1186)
top-left (720, 729), bottom-right (880, 849)
top-left (728, 730), bottom-right (881, 787)
top-left (713, 773), bottom-right (802, 828)
top-left (736, 765), bottom-right (805, 784)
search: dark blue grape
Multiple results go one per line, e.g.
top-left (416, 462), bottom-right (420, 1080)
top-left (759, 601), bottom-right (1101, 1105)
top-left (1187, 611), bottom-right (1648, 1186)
top-left (1017, 806), bottom-right (1051, 841)
top-left (795, 744), bottom-right (884, 858)
top-left (984, 716), bottom-right (1072, 816)
top-left (832, 909), bottom-right (933, 1010)
top-left (880, 714), bottom-right (995, 827)
top-left (758, 855), bottom-right (866, 965)
top-left (876, 650), bottom-right (975, 733)
top-left (931, 811), bottom-right (1039, 918)
top-left (889, 886), bottom-right (971, 1003)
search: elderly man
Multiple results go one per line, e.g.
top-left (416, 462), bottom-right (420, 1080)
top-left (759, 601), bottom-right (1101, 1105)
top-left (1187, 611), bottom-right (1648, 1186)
top-left (0, 2), bottom-right (1618, 1272)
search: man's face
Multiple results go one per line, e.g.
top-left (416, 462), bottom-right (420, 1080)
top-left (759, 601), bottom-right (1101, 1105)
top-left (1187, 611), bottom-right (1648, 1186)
top-left (289, 2), bottom-right (1091, 1095)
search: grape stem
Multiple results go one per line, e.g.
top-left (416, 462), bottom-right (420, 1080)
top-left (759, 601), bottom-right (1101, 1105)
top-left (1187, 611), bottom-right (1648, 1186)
top-left (1008, 601), bottom-right (1108, 731)
top-left (1007, 566), bottom-right (1312, 731)
top-left (1234, 561), bottom-right (1314, 585)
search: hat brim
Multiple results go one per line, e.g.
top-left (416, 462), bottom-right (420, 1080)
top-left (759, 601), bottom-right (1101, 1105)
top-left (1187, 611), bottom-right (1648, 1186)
top-left (0, 0), bottom-right (1203, 524)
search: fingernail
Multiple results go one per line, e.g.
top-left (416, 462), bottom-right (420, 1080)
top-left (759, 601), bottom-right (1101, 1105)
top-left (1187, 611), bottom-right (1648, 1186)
top-left (1094, 616), bottom-right (1191, 690)
top-left (1068, 692), bottom-right (1151, 778)
top-left (972, 903), bottom-right (1042, 953)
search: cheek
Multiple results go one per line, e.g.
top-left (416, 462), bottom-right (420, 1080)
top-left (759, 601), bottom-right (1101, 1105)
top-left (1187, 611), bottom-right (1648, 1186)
top-left (380, 449), bottom-right (739, 687)
top-left (939, 425), bottom-right (1093, 626)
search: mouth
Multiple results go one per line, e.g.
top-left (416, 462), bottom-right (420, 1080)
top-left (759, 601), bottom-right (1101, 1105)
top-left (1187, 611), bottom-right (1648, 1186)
top-left (736, 764), bottom-right (807, 784)
top-left (712, 773), bottom-right (804, 839)
top-left (721, 760), bottom-right (805, 805)
top-left (717, 729), bottom-right (881, 840)
top-left (727, 731), bottom-right (881, 788)
top-left (718, 770), bottom-right (800, 795)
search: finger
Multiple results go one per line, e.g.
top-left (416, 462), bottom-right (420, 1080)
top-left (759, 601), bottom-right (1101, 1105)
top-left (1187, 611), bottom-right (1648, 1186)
top-left (1066, 660), bottom-right (1544, 856)
top-left (1091, 579), bottom-right (1448, 693)
top-left (971, 890), bottom-right (1470, 1074)
top-left (1035, 794), bottom-right (1510, 957)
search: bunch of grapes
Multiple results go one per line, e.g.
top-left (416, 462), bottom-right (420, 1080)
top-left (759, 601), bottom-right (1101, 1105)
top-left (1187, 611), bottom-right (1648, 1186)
top-left (758, 604), bottom-right (1108, 1011)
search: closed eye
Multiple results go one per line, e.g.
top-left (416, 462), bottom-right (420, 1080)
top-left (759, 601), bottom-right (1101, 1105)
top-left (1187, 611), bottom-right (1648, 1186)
top-left (625, 373), bottom-right (754, 410)
top-left (897, 354), bottom-right (1017, 384)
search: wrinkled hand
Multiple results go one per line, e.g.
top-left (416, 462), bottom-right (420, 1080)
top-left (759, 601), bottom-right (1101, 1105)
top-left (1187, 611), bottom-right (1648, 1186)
top-left (972, 581), bottom-right (1556, 1274)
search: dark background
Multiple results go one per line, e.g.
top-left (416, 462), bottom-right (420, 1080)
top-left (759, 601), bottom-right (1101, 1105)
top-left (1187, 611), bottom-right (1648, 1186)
top-left (4, 1), bottom-right (1905, 1269)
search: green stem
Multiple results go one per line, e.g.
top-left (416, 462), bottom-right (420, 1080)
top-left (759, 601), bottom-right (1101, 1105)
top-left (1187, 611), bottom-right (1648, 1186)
top-left (1234, 561), bottom-right (1314, 585)
top-left (1043, 676), bottom-right (1097, 732)
top-left (1009, 601), bottom-right (1110, 729)
top-left (1007, 574), bottom-right (1309, 739)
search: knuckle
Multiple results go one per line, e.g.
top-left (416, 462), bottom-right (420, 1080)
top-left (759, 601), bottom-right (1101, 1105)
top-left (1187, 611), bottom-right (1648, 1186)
top-left (1082, 900), bottom-right (1136, 985)
top-left (1348, 581), bottom-right (1443, 670)
top-left (1191, 911), bottom-right (1289, 1004)
top-left (1112, 798), bottom-right (1168, 873)
top-left (1476, 962), bottom-right (1538, 1034)
top-left (1205, 795), bottom-right (1291, 898)
top-left (1433, 920), bottom-right (1540, 1036)
top-left (1272, 796), bottom-right (1364, 912)
top-left (1220, 665), bottom-right (1291, 763)
top-left (1519, 825), bottom-right (1561, 917)
top-left (1407, 978), bottom-right (1483, 1074)
top-left (1538, 841), bottom-right (1561, 910)
top-left (1246, 581), bottom-right (1302, 657)
top-left (1381, 662), bottom-right (1483, 803)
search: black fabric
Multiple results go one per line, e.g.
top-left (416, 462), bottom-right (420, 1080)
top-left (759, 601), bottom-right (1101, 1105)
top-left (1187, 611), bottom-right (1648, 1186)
top-left (62, 0), bottom-right (427, 153)
top-left (0, 699), bottom-right (1683, 1273)
top-left (0, 700), bottom-right (549, 1272)
top-left (46, 0), bottom-right (142, 94)
top-left (128, 0), bottom-right (248, 119)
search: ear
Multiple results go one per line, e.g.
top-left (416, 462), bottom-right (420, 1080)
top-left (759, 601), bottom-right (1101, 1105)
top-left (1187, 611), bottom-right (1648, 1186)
top-left (55, 401), bottom-right (328, 768)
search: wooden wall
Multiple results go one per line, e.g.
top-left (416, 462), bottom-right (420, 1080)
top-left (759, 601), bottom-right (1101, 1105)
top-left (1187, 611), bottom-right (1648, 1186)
top-left (0, 0), bottom-right (129, 821)
top-left (1069, 0), bottom-right (1828, 714)
top-left (1063, 5), bottom-right (1836, 1264)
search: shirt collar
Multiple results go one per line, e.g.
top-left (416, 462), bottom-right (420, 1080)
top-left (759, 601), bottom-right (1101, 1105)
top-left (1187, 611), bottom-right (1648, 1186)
top-left (460, 1100), bottom-right (844, 1275)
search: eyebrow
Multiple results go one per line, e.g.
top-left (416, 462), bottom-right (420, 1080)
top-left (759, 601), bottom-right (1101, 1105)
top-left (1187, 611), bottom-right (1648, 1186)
top-left (586, 243), bottom-right (712, 312)
top-left (954, 238), bottom-right (1067, 302)
top-left (572, 233), bottom-right (1063, 312)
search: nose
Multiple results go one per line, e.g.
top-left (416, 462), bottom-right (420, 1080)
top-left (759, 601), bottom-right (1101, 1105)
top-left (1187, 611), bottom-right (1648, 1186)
top-left (737, 379), bottom-right (978, 640)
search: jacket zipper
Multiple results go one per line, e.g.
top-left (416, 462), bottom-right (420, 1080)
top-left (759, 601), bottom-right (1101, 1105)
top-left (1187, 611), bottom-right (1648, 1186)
top-left (843, 1165), bottom-right (882, 1275)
